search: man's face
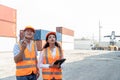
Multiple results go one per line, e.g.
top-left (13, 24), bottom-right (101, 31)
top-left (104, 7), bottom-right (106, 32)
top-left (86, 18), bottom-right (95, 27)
top-left (24, 29), bottom-right (34, 39)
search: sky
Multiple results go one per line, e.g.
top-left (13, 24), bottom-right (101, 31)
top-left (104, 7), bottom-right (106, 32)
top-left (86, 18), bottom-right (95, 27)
top-left (1, 0), bottom-right (120, 42)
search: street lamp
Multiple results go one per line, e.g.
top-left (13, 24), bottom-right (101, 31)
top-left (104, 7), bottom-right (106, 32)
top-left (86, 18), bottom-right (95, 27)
top-left (99, 20), bottom-right (102, 45)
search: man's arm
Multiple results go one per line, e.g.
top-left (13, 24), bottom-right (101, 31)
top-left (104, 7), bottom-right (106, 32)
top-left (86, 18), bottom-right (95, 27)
top-left (14, 41), bottom-right (27, 63)
top-left (14, 49), bottom-right (24, 63)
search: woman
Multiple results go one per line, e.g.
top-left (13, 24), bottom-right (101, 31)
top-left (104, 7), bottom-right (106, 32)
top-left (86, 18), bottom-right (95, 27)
top-left (38, 32), bottom-right (64, 80)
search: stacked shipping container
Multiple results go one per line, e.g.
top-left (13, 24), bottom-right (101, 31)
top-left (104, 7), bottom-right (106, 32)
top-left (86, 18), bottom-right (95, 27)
top-left (0, 5), bottom-right (16, 37)
top-left (56, 27), bottom-right (74, 50)
top-left (0, 5), bottom-right (16, 52)
top-left (20, 29), bottom-right (62, 51)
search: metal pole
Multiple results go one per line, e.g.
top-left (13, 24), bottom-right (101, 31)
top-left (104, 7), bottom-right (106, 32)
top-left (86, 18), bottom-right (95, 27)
top-left (99, 20), bottom-right (101, 45)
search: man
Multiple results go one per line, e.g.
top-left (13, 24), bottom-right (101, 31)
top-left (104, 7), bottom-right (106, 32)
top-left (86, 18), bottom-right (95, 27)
top-left (13, 26), bottom-right (39, 80)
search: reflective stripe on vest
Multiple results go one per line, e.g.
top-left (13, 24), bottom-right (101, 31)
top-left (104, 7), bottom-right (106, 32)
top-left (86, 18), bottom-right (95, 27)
top-left (16, 64), bottom-right (36, 69)
top-left (42, 72), bottom-right (62, 75)
top-left (23, 57), bottom-right (36, 61)
top-left (43, 78), bottom-right (62, 80)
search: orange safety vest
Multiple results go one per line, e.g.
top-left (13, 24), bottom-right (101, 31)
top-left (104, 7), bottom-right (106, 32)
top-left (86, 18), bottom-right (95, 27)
top-left (42, 47), bottom-right (62, 80)
top-left (16, 41), bottom-right (37, 76)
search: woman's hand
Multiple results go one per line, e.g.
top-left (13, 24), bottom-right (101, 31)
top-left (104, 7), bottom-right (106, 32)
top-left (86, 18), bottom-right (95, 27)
top-left (49, 63), bottom-right (60, 68)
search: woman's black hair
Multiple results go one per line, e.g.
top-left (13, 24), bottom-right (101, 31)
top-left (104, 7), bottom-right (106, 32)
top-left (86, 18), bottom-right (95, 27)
top-left (46, 33), bottom-right (57, 41)
top-left (43, 42), bottom-right (61, 49)
top-left (42, 33), bottom-right (61, 50)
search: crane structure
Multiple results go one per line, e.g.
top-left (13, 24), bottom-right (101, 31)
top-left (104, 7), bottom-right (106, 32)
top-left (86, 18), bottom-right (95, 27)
top-left (104, 31), bottom-right (120, 50)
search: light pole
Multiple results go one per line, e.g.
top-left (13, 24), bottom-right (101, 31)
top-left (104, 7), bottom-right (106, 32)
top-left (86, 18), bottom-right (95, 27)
top-left (99, 20), bottom-right (102, 45)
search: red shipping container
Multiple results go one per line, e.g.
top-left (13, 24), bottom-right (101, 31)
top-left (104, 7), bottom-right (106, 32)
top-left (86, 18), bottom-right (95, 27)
top-left (56, 27), bottom-right (74, 36)
top-left (0, 4), bottom-right (16, 23)
top-left (20, 30), bottom-right (24, 40)
top-left (35, 40), bottom-right (46, 51)
top-left (0, 20), bottom-right (16, 37)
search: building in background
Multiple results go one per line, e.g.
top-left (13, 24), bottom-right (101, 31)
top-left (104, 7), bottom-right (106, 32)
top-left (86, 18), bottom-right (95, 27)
top-left (0, 4), bottom-right (16, 52)
top-left (74, 39), bottom-right (94, 50)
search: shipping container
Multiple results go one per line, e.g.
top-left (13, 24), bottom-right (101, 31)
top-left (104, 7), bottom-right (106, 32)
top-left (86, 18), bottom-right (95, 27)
top-left (0, 20), bottom-right (16, 37)
top-left (33, 29), bottom-right (49, 40)
top-left (56, 32), bottom-right (62, 41)
top-left (62, 42), bottom-right (74, 50)
top-left (20, 29), bottom-right (61, 41)
top-left (0, 37), bottom-right (16, 52)
top-left (35, 40), bottom-right (46, 51)
top-left (20, 29), bottom-right (47, 40)
top-left (20, 30), bottom-right (24, 40)
top-left (56, 41), bottom-right (62, 47)
top-left (62, 34), bottom-right (74, 43)
top-left (40, 30), bottom-right (49, 40)
top-left (34, 29), bottom-right (49, 40)
top-left (0, 4), bottom-right (16, 23)
top-left (34, 30), bottom-right (41, 40)
top-left (56, 27), bottom-right (74, 36)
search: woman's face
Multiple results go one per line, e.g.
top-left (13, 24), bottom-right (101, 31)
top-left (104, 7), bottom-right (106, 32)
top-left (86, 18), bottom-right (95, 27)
top-left (47, 34), bottom-right (56, 44)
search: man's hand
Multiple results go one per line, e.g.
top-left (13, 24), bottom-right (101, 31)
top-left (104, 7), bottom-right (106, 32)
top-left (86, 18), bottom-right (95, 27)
top-left (21, 40), bottom-right (27, 51)
top-left (14, 40), bottom-right (27, 63)
top-left (36, 70), bottom-right (40, 79)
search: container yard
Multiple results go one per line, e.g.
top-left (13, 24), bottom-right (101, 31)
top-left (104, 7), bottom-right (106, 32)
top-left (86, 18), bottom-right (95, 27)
top-left (1, 1), bottom-right (120, 80)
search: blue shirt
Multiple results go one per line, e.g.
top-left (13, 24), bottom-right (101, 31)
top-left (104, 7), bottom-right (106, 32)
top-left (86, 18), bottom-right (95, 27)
top-left (13, 41), bottom-right (38, 56)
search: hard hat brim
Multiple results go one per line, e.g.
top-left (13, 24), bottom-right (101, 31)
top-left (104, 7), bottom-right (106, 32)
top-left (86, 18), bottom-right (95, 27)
top-left (24, 27), bottom-right (35, 33)
top-left (46, 32), bottom-right (56, 38)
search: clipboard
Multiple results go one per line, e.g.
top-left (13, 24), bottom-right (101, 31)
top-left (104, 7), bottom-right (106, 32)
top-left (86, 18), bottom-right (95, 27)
top-left (54, 58), bottom-right (66, 65)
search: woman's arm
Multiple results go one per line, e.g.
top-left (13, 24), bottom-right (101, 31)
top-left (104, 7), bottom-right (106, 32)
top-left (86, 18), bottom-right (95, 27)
top-left (38, 51), bottom-right (50, 68)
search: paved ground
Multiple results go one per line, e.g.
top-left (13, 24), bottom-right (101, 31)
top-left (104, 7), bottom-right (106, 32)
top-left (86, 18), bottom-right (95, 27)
top-left (63, 51), bottom-right (120, 80)
top-left (0, 50), bottom-right (120, 80)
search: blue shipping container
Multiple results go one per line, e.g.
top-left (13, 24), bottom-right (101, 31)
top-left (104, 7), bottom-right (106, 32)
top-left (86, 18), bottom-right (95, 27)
top-left (34, 29), bottom-right (62, 41)
top-left (41, 30), bottom-right (49, 40)
top-left (34, 29), bottom-right (49, 40)
top-left (56, 32), bottom-right (62, 41)
top-left (34, 30), bottom-right (41, 40)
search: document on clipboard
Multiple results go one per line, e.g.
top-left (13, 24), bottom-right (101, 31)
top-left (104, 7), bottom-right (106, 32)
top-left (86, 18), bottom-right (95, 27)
top-left (54, 58), bottom-right (66, 65)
